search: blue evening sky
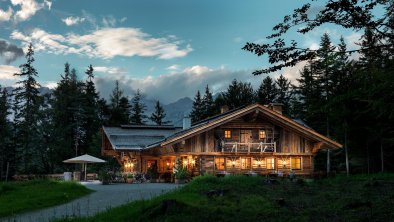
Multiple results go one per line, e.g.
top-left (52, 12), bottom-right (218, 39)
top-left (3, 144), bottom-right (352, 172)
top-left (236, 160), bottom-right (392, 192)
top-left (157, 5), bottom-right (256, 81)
top-left (0, 0), bottom-right (360, 103)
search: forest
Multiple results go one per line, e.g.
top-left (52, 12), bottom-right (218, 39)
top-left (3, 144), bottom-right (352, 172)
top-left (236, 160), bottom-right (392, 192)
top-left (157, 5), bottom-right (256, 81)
top-left (0, 0), bottom-right (393, 179)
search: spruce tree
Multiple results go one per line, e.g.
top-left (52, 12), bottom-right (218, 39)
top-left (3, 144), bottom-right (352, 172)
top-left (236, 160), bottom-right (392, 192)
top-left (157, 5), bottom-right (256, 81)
top-left (0, 86), bottom-right (14, 179)
top-left (81, 65), bottom-right (100, 155)
top-left (275, 74), bottom-right (292, 115)
top-left (202, 85), bottom-right (215, 119)
top-left (12, 43), bottom-right (42, 173)
top-left (190, 90), bottom-right (204, 123)
top-left (52, 63), bottom-right (85, 165)
top-left (257, 76), bottom-right (277, 105)
top-left (150, 100), bottom-right (168, 125)
top-left (130, 89), bottom-right (147, 125)
top-left (223, 79), bottom-right (255, 109)
top-left (108, 81), bottom-right (130, 125)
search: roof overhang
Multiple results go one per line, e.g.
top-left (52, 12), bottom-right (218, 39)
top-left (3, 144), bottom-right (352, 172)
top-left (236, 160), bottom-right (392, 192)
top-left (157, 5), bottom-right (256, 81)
top-left (161, 104), bottom-right (342, 150)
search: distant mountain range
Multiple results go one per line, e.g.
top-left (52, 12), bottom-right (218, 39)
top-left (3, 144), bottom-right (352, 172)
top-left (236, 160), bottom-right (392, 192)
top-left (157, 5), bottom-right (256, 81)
top-left (3, 87), bottom-right (193, 126)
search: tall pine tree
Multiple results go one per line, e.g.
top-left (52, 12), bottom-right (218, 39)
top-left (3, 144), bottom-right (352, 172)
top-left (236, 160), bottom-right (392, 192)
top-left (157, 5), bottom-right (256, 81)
top-left (0, 86), bottom-right (14, 179)
top-left (190, 90), bottom-right (204, 123)
top-left (257, 76), bottom-right (277, 105)
top-left (130, 89), bottom-right (147, 125)
top-left (275, 74), bottom-right (292, 115)
top-left (13, 43), bottom-right (42, 173)
top-left (150, 100), bottom-right (168, 125)
top-left (108, 81), bottom-right (130, 125)
top-left (202, 85), bottom-right (215, 119)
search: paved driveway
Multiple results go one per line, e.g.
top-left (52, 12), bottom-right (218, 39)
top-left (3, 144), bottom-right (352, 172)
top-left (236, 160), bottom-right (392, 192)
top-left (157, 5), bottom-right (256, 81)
top-left (2, 182), bottom-right (180, 222)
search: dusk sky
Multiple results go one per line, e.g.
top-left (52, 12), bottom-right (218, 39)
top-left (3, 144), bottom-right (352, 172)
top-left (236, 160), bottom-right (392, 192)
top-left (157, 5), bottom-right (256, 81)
top-left (0, 0), bottom-right (360, 103)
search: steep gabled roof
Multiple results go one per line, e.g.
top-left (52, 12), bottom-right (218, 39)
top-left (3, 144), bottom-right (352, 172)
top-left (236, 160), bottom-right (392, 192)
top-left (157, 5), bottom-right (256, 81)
top-left (161, 104), bottom-right (342, 150)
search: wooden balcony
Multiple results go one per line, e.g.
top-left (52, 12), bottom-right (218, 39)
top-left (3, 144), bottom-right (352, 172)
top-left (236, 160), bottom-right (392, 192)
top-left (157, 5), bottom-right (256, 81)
top-left (221, 142), bottom-right (276, 153)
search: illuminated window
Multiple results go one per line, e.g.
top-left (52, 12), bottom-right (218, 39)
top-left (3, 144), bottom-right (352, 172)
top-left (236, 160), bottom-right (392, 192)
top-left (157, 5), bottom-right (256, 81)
top-left (224, 130), bottom-right (231, 139)
top-left (215, 157), bottom-right (225, 170)
top-left (259, 130), bottom-right (266, 140)
top-left (241, 158), bottom-right (251, 169)
top-left (266, 158), bottom-right (275, 169)
top-left (291, 158), bottom-right (301, 170)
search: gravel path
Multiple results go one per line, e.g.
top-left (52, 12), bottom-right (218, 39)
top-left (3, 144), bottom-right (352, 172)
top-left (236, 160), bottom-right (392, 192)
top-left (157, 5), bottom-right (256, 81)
top-left (2, 182), bottom-right (180, 222)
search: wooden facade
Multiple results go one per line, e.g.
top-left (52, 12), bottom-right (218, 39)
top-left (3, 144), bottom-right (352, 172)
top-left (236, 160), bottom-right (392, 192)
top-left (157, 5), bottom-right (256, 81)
top-left (102, 104), bottom-right (342, 177)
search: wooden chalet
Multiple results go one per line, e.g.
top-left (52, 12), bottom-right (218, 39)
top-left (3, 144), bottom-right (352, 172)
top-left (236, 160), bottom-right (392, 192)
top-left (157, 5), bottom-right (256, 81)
top-left (102, 103), bottom-right (342, 177)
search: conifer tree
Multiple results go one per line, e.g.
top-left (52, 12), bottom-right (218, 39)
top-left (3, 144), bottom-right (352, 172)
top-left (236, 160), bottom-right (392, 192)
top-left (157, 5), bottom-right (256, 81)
top-left (150, 100), bottom-right (168, 125)
top-left (12, 43), bottom-right (42, 173)
top-left (202, 85), bottom-right (215, 119)
top-left (190, 90), bottom-right (204, 123)
top-left (0, 86), bottom-right (14, 178)
top-left (256, 76), bottom-right (277, 105)
top-left (223, 79), bottom-right (255, 109)
top-left (52, 63), bottom-right (85, 165)
top-left (81, 65), bottom-right (100, 155)
top-left (275, 74), bottom-right (292, 115)
top-left (108, 81), bottom-right (130, 125)
top-left (130, 89), bottom-right (147, 125)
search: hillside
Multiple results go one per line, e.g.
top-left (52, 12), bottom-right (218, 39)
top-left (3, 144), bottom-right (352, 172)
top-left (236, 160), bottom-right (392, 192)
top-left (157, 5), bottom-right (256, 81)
top-left (59, 174), bottom-right (394, 222)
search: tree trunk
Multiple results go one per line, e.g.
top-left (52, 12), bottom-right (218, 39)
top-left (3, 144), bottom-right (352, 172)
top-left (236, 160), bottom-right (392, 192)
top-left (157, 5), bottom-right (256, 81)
top-left (380, 140), bottom-right (384, 172)
top-left (345, 127), bottom-right (349, 176)
top-left (366, 143), bottom-right (370, 174)
top-left (5, 162), bottom-right (9, 182)
top-left (327, 149), bottom-right (330, 175)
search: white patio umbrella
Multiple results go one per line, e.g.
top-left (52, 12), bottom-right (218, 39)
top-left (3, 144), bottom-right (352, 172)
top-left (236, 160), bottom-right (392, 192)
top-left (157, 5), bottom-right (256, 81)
top-left (63, 154), bottom-right (106, 181)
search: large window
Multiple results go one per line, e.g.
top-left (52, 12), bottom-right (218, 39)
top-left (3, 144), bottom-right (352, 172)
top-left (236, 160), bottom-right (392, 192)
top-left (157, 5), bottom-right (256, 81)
top-left (241, 157), bottom-right (251, 169)
top-left (266, 158), bottom-right (275, 169)
top-left (215, 157), bottom-right (225, 170)
top-left (291, 158), bottom-right (301, 170)
top-left (224, 130), bottom-right (232, 139)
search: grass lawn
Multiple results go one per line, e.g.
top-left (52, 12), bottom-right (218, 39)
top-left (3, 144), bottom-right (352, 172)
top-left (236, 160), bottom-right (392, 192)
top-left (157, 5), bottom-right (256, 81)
top-left (0, 180), bottom-right (93, 217)
top-left (58, 174), bottom-right (394, 222)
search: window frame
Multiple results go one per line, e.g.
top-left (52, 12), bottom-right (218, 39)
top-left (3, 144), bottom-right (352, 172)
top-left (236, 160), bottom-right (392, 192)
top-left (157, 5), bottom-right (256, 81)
top-left (224, 130), bottom-right (232, 139)
top-left (266, 157), bottom-right (275, 170)
top-left (291, 157), bottom-right (302, 170)
top-left (259, 130), bottom-right (266, 140)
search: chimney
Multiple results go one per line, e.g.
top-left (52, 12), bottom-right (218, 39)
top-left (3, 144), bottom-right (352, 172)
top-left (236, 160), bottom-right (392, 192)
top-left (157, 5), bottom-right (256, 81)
top-left (268, 103), bottom-right (283, 115)
top-left (220, 105), bottom-right (229, 114)
top-left (183, 116), bottom-right (191, 130)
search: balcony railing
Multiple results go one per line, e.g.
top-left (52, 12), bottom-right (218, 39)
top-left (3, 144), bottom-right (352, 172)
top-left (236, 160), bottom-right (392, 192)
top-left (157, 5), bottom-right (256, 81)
top-left (221, 142), bottom-right (276, 153)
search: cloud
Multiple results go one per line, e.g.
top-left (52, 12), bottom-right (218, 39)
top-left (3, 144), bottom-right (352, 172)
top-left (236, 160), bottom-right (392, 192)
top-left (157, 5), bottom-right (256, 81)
top-left (102, 15), bottom-right (116, 27)
top-left (11, 0), bottom-right (50, 22)
top-left (44, 0), bottom-right (51, 10)
top-left (0, 7), bottom-right (13, 22)
top-left (166, 64), bottom-right (179, 71)
top-left (183, 65), bottom-right (212, 75)
top-left (276, 61), bottom-right (308, 85)
top-left (62, 16), bottom-right (85, 26)
top-left (120, 17), bottom-right (127, 23)
top-left (94, 66), bottom-right (126, 75)
top-left (41, 81), bottom-right (57, 89)
top-left (0, 65), bottom-right (20, 87)
top-left (11, 27), bottom-right (193, 59)
top-left (0, 40), bottom-right (24, 64)
top-left (94, 65), bottom-right (261, 104)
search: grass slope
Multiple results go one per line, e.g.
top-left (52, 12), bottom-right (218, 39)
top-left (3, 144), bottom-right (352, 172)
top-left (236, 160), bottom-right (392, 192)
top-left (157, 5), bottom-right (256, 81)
top-left (59, 174), bottom-right (394, 222)
top-left (0, 180), bottom-right (93, 217)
